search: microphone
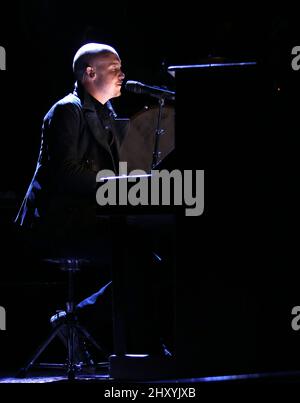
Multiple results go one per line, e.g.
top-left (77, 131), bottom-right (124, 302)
top-left (125, 80), bottom-right (175, 101)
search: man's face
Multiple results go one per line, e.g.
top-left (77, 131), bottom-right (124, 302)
top-left (92, 52), bottom-right (125, 100)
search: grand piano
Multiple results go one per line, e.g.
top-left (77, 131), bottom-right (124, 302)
top-left (107, 59), bottom-right (286, 379)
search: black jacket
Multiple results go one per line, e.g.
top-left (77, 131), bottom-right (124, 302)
top-left (15, 83), bottom-right (128, 232)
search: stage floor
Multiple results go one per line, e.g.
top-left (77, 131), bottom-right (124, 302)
top-left (1, 369), bottom-right (300, 384)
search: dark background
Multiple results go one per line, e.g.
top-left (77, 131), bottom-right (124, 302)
top-left (1, 3), bottom-right (300, 377)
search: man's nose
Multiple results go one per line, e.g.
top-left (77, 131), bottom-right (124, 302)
top-left (119, 70), bottom-right (125, 80)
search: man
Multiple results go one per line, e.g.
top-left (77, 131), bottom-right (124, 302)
top-left (15, 43), bottom-right (172, 367)
top-left (15, 43), bottom-right (126, 256)
top-left (14, 43), bottom-right (129, 363)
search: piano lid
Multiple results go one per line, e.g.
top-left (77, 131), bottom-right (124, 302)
top-left (168, 60), bottom-right (257, 77)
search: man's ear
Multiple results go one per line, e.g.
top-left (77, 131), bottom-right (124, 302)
top-left (86, 66), bottom-right (96, 78)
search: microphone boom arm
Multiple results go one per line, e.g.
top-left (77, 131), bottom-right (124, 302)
top-left (125, 80), bottom-right (175, 101)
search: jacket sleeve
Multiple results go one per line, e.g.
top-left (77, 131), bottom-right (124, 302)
top-left (46, 102), bottom-right (96, 195)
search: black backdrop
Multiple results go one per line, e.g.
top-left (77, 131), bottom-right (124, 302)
top-left (1, 8), bottom-right (299, 198)
top-left (1, 4), bottom-right (300, 377)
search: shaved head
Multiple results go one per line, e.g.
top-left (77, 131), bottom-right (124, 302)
top-left (73, 43), bottom-right (119, 81)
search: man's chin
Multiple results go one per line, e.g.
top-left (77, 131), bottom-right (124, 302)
top-left (112, 91), bottom-right (121, 98)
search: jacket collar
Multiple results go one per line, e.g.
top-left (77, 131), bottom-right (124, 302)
top-left (73, 81), bottom-right (97, 111)
top-left (73, 81), bottom-right (117, 117)
top-left (73, 81), bottom-right (118, 170)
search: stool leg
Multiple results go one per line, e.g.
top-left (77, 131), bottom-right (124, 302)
top-left (76, 323), bottom-right (109, 359)
top-left (17, 322), bottom-right (65, 378)
top-left (67, 324), bottom-right (76, 380)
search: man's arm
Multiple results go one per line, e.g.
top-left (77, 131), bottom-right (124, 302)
top-left (46, 102), bottom-right (96, 194)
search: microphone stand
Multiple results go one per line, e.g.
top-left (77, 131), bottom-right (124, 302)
top-left (151, 97), bottom-right (166, 170)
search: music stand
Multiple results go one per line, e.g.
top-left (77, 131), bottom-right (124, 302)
top-left (151, 92), bottom-right (175, 170)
